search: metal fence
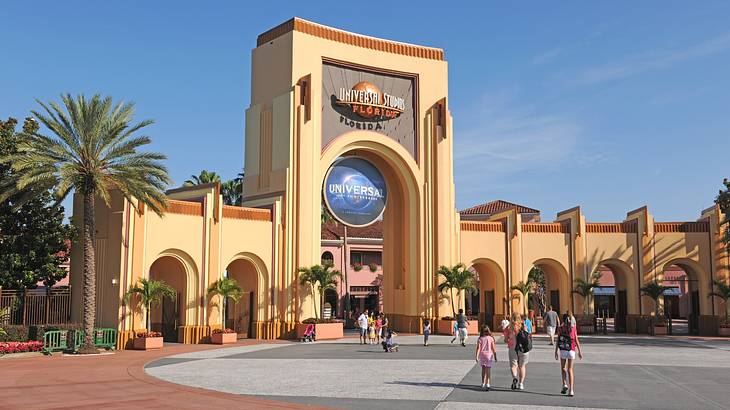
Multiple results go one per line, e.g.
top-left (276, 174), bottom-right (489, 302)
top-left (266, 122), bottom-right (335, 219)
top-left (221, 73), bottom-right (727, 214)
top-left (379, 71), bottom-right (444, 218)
top-left (0, 288), bottom-right (72, 325)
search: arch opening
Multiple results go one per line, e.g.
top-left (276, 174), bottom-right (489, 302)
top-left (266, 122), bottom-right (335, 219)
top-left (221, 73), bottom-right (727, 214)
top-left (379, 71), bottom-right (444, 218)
top-left (658, 259), bottom-right (707, 336)
top-left (149, 255), bottom-right (188, 342)
top-left (225, 257), bottom-right (260, 338)
top-left (593, 259), bottom-right (638, 333)
top-left (469, 258), bottom-right (506, 329)
top-left (531, 258), bottom-right (571, 318)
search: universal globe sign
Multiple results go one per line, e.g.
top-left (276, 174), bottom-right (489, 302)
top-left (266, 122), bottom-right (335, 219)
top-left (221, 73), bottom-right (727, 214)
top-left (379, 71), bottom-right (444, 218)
top-left (323, 157), bottom-right (387, 227)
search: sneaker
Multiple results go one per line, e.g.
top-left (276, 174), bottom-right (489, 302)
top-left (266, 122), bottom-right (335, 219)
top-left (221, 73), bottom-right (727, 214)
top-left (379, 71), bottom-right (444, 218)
top-left (486, 383), bottom-right (490, 391)
top-left (461, 342), bottom-right (466, 347)
top-left (518, 383), bottom-right (524, 390)
top-left (511, 378), bottom-right (518, 390)
top-left (451, 338), bottom-right (456, 344)
top-left (569, 390), bottom-right (574, 397)
top-left (561, 385), bottom-right (568, 395)
top-left (481, 383), bottom-right (486, 390)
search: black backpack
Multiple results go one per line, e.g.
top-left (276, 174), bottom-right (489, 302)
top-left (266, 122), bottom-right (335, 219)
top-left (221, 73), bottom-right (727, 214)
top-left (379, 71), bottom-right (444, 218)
top-left (516, 329), bottom-right (532, 353)
top-left (557, 327), bottom-right (572, 351)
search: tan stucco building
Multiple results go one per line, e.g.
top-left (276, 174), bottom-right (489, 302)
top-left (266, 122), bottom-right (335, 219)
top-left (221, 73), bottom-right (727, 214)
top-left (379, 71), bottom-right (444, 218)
top-left (70, 18), bottom-right (729, 347)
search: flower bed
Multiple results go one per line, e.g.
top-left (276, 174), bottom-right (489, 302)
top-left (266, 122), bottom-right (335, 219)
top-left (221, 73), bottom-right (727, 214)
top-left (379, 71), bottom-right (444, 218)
top-left (133, 331), bottom-right (164, 350)
top-left (0, 341), bottom-right (44, 355)
top-left (211, 328), bottom-right (237, 344)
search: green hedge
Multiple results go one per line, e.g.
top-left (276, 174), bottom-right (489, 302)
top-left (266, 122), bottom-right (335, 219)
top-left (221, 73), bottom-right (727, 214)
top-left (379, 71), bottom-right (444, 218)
top-left (0, 324), bottom-right (83, 342)
top-left (0, 325), bottom-right (30, 342)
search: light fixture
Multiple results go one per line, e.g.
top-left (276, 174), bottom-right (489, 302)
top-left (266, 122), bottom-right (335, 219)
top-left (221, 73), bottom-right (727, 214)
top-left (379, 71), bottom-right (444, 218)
top-left (112, 278), bottom-right (118, 286)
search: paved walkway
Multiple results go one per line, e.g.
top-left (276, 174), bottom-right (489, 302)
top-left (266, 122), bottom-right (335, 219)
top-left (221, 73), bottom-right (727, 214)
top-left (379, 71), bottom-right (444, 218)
top-left (146, 334), bottom-right (730, 410)
top-left (0, 340), bottom-right (325, 410)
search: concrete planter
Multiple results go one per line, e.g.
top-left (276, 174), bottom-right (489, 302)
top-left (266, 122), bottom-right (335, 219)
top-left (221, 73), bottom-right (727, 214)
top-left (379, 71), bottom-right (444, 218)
top-left (133, 336), bottom-right (163, 350)
top-left (211, 332), bottom-right (237, 344)
top-left (295, 322), bottom-right (343, 340)
top-left (437, 319), bottom-right (479, 336)
top-left (718, 327), bottom-right (730, 337)
top-left (653, 326), bottom-right (668, 336)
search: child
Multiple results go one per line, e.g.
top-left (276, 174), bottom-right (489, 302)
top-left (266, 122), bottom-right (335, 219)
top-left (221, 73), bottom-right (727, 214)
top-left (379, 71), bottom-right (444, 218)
top-left (375, 316), bottom-right (383, 344)
top-left (382, 329), bottom-right (399, 352)
top-left (450, 320), bottom-right (459, 343)
top-left (475, 325), bottom-right (497, 390)
top-left (423, 319), bottom-right (431, 346)
top-left (368, 322), bottom-right (376, 344)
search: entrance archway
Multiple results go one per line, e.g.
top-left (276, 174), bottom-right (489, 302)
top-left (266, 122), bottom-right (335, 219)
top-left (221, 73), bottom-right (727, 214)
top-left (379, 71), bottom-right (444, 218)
top-left (225, 257), bottom-right (260, 338)
top-left (594, 259), bottom-right (637, 333)
top-left (532, 258), bottom-right (571, 317)
top-left (149, 255), bottom-right (187, 342)
top-left (320, 132), bottom-right (424, 332)
top-left (659, 259), bottom-right (707, 336)
top-left (469, 258), bottom-right (506, 329)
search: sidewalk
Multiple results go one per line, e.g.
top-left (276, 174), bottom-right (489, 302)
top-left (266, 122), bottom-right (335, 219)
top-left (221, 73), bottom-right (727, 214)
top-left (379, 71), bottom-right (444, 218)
top-left (0, 340), bottom-right (331, 410)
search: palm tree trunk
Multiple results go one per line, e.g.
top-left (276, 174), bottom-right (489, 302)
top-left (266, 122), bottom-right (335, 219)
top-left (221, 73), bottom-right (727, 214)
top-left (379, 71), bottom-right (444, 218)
top-left (450, 288), bottom-right (456, 316)
top-left (146, 301), bottom-right (151, 333)
top-left (81, 193), bottom-right (97, 352)
top-left (222, 296), bottom-right (226, 329)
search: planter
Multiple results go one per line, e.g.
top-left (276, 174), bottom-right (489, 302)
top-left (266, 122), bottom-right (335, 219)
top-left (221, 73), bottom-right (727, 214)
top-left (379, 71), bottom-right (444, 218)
top-left (295, 322), bottom-right (343, 340)
top-left (211, 332), bottom-right (237, 344)
top-left (436, 319), bottom-right (479, 336)
top-left (133, 336), bottom-right (163, 350)
top-left (718, 327), bottom-right (730, 337)
top-left (653, 326), bottom-right (668, 336)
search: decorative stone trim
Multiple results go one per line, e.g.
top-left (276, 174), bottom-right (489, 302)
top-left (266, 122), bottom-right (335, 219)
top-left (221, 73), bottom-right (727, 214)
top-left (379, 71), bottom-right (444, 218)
top-left (257, 17), bottom-right (445, 61)
top-left (460, 221), bottom-right (504, 232)
top-left (655, 221), bottom-right (710, 233)
top-left (522, 222), bottom-right (569, 233)
top-left (166, 200), bottom-right (203, 216)
top-left (222, 205), bottom-right (272, 221)
top-left (586, 221), bottom-right (638, 233)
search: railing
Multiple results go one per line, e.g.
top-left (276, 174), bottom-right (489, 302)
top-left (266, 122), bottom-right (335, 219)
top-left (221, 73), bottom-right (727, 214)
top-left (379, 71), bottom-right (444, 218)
top-left (0, 288), bottom-right (72, 326)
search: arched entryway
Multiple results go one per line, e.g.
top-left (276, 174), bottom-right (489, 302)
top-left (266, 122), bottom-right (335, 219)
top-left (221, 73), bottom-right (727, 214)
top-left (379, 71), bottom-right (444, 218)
top-left (532, 258), bottom-right (571, 317)
top-left (469, 258), bottom-right (506, 330)
top-left (659, 259), bottom-right (708, 336)
top-left (149, 255), bottom-right (189, 342)
top-left (225, 256), bottom-right (262, 338)
top-left (593, 259), bottom-right (638, 333)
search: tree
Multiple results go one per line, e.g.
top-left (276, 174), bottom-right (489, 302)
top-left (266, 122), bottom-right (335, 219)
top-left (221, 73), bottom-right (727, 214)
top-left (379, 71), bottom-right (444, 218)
top-left (0, 118), bottom-right (75, 289)
top-left (298, 263), bottom-right (341, 319)
top-left (321, 203), bottom-right (336, 225)
top-left (573, 270), bottom-right (603, 315)
top-left (184, 170), bottom-right (220, 186)
top-left (207, 277), bottom-right (243, 329)
top-left (709, 278), bottom-right (730, 326)
top-left (527, 266), bottom-right (547, 316)
top-left (124, 278), bottom-right (176, 333)
top-left (716, 178), bottom-right (730, 250)
top-left (640, 280), bottom-right (669, 322)
top-left (1, 94), bottom-right (170, 354)
top-left (221, 172), bottom-right (243, 206)
top-left (437, 263), bottom-right (477, 317)
top-left (511, 280), bottom-right (532, 315)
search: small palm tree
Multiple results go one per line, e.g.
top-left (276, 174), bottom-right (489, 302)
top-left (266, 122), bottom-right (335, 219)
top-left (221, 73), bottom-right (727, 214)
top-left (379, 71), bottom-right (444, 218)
top-left (221, 172), bottom-right (243, 206)
top-left (321, 204), bottom-right (336, 225)
top-left (573, 270), bottom-right (603, 315)
top-left (709, 278), bottom-right (730, 326)
top-left (124, 278), bottom-right (177, 333)
top-left (1, 94), bottom-right (170, 353)
top-left (511, 280), bottom-right (532, 315)
top-left (641, 280), bottom-right (669, 323)
top-left (207, 277), bottom-right (244, 329)
top-left (298, 263), bottom-right (342, 319)
top-left (437, 264), bottom-right (477, 317)
top-left (184, 170), bottom-right (220, 186)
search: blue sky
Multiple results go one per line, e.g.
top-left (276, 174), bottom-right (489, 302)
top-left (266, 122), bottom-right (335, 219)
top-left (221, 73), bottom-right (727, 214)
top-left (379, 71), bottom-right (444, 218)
top-left (2, 1), bottom-right (728, 221)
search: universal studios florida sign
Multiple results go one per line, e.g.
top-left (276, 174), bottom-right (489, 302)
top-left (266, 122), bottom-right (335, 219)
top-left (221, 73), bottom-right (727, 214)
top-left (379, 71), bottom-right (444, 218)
top-left (323, 157), bottom-right (387, 227)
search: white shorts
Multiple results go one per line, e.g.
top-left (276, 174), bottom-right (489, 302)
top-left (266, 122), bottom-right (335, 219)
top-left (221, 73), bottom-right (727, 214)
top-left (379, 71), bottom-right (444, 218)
top-left (547, 326), bottom-right (556, 336)
top-left (458, 328), bottom-right (468, 340)
top-left (560, 350), bottom-right (576, 360)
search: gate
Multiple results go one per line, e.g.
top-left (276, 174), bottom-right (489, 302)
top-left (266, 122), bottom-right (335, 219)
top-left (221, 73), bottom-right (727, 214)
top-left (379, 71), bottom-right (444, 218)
top-left (0, 288), bottom-right (72, 325)
top-left (233, 291), bottom-right (253, 338)
top-left (161, 292), bottom-right (179, 342)
top-left (615, 290), bottom-right (627, 333)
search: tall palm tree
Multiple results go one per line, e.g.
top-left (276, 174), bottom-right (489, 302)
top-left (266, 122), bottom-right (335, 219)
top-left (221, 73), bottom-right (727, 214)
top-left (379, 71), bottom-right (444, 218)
top-left (298, 262), bottom-right (342, 319)
top-left (437, 263), bottom-right (477, 317)
top-left (221, 178), bottom-right (241, 206)
top-left (184, 170), bottom-right (220, 186)
top-left (124, 278), bottom-right (176, 334)
top-left (573, 270), bottom-right (603, 315)
top-left (511, 280), bottom-right (532, 315)
top-left (709, 278), bottom-right (730, 326)
top-left (641, 280), bottom-right (669, 322)
top-left (1, 94), bottom-right (170, 353)
top-left (207, 277), bottom-right (244, 329)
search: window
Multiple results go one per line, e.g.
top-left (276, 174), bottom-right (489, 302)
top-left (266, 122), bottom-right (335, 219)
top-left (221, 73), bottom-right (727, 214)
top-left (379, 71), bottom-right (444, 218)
top-left (321, 251), bottom-right (334, 265)
top-left (350, 252), bottom-right (363, 266)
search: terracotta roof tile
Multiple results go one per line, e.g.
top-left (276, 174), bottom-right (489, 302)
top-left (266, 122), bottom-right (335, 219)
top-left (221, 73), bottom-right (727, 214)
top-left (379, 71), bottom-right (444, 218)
top-left (459, 200), bottom-right (540, 216)
top-left (321, 220), bottom-right (383, 240)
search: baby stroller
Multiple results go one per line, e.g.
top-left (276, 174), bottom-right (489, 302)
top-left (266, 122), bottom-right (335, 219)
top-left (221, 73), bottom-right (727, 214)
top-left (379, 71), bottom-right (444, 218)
top-left (301, 324), bottom-right (316, 342)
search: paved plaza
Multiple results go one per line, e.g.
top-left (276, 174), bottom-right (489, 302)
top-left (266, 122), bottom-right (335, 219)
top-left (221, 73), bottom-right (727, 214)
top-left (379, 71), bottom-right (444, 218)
top-left (145, 334), bottom-right (730, 410)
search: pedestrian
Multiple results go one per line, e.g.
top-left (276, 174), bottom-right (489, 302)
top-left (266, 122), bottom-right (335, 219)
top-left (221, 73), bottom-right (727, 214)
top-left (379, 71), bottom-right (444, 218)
top-left (357, 309), bottom-right (369, 345)
top-left (500, 315), bottom-right (510, 332)
top-left (450, 319), bottom-right (459, 344)
top-left (455, 309), bottom-right (469, 346)
top-left (555, 313), bottom-right (583, 397)
top-left (381, 313), bottom-right (389, 337)
top-left (475, 325), bottom-right (497, 391)
top-left (375, 315), bottom-right (383, 344)
top-left (503, 312), bottom-right (530, 390)
top-left (545, 305), bottom-right (560, 345)
top-left (423, 319), bottom-right (431, 346)
top-left (523, 314), bottom-right (533, 336)
top-left (566, 310), bottom-right (577, 327)
top-left (382, 329), bottom-right (399, 352)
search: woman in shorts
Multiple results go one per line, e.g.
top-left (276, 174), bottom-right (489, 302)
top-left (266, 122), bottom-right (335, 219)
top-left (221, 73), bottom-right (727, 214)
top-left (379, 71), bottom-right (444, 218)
top-left (503, 312), bottom-right (529, 390)
top-left (555, 313), bottom-right (583, 397)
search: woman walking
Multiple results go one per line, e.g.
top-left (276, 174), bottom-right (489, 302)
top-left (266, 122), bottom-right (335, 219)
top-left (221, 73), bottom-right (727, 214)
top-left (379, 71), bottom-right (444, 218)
top-left (503, 312), bottom-right (530, 390)
top-left (555, 313), bottom-right (583, 397)
top-left (475, 325), bottom-right (497, 391)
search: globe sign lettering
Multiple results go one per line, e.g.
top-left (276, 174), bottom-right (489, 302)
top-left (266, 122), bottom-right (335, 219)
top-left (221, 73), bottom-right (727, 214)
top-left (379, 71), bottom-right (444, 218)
top-left (323, 157), bottom-right (387, 227)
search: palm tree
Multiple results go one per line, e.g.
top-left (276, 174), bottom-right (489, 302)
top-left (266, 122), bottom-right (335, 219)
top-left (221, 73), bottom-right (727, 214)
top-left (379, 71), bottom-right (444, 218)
top-left (298, 263), bottom-right (342, 319)
top-left (709, 278), bottom-right (730, 326)
top-left (437, 264), bottom-right (477, 317)
top-left (207, 277), bottom-right (244, 329)
top-left (321, 204), bottom-right (336, 225)
top-left (528, 266), bottom-right (547, 316)
top-left (1, 94), bottom-right (170, 353)
top-left (573, 270), bottom-right (603, 315)
top-left (221, 178), bottom-right (241, 206)
top-left (511, 280), bottom-right (532, 315)
top-left (641, 280), bottom-right (669, 322)
top-left (184, 170), bottom-right (220, 186)
top-left (124, 278), bottom-right (177, 334)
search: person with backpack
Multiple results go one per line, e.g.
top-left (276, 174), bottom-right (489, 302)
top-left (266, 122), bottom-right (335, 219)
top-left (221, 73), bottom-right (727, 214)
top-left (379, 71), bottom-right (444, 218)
top-left (555, 313), bottom-right (583, 397)
top-left (503, 312), bottom-right (531, 390)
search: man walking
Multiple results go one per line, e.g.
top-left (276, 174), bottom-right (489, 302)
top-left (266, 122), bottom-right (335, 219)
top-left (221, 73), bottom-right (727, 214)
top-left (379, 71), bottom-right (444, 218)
top-left (456, 308), bottom-right (470, 347)
top-left (545, 306), bottom-right (560, 345)
top-left (358, 309), bottom-right (369, 345)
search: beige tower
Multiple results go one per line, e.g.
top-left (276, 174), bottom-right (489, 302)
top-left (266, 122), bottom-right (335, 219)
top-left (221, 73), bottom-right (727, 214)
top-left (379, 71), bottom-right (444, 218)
top-left (242, 18), bottom-right (459, 332)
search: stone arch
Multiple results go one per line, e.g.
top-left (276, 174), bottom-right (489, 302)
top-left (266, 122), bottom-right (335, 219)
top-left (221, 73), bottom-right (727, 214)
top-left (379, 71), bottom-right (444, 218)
top-left (224, 252), bottom-right (270, 325)
top-left (469, 258), bottom-right (506, 328)
top-left (659, 257), bottom-right (711, 334)
top-left (148, 248), bottom-right (200, 327)
top-left (321, 251), bottom-right (334, 265)
top-left (532, 258), bottom-right (571, 316)
top-left (320, 131), bottom-right (425, 326)
top-left (596, 258), bottom-right (639, 332)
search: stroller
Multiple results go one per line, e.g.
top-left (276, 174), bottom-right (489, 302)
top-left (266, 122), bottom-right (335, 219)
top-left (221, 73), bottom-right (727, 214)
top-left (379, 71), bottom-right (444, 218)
top-left (301, 324), bottom-right (316, 342)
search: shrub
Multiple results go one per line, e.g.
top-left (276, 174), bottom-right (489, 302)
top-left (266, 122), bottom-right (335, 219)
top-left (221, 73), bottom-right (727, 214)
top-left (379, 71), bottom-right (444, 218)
top-left (0, 341), bottom-right (44, 355)
top-left (301, 318), bottom-right (343, 324)
top-left (0, 325), bottom-right (29, 342)
top-left (368, 262), bottom-right (378, 272)
top-left (29, 324), bottom-right (83, 341)
top-left (352, 263), bottom-right (363, 272)
top-left (136, 331), bottom-right (162, 338)
top-left (212, 328), bottom-right (235, 334)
